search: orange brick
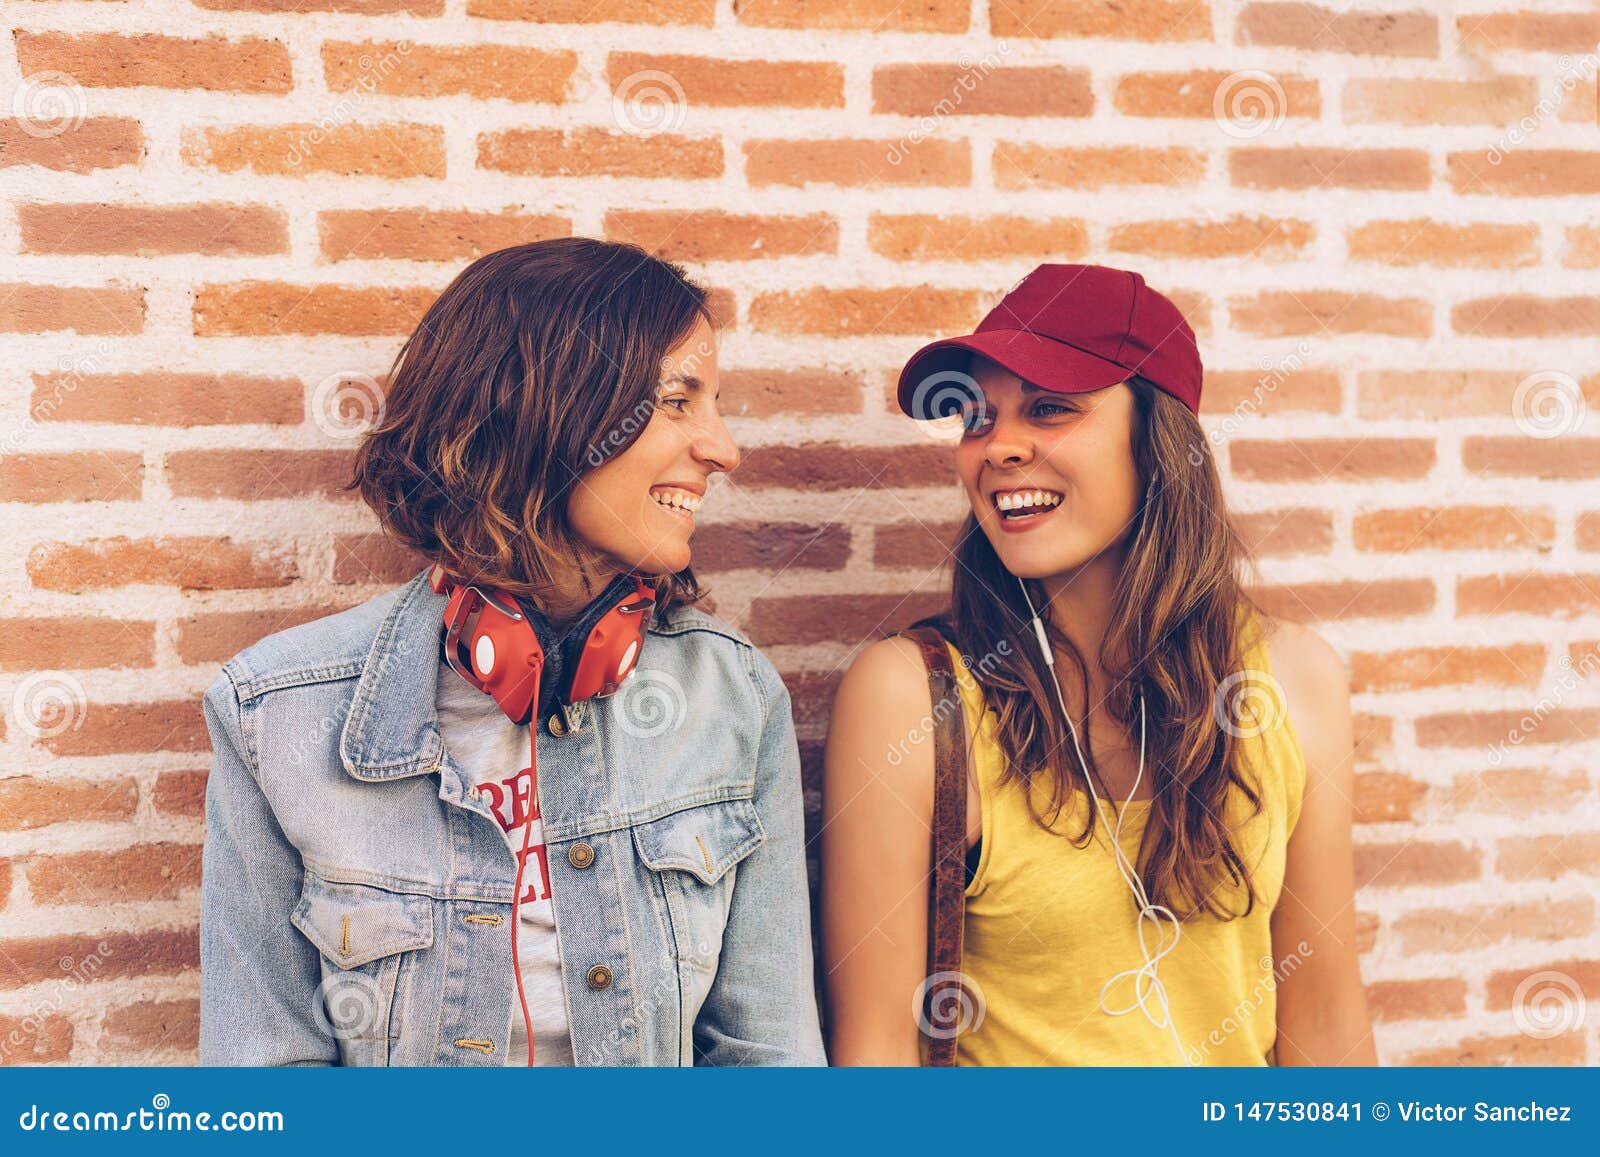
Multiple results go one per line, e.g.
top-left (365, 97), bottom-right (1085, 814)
top-left (1395, 895), bottom-right (1592, 954)
top-left (734, 444), bottom-right (954, 491)
top-left (995, 144), bottom-right (1206, 190)
top-left (26, 843), bottom-right (203, 905)
top-left (31, 371), bottom-right (301, 426)
top-left (868, 214), bottom-right (1088, 261)
top-left (605, 210), bottom-right (837, 262)
top-left (478, 128), bottom-right (721, 179)
top-left (608, 53), bottom-right (843, 108)
top-left (1454, 295), bottom-right (1600, 338)
top-left (1457, 573), bottom-right (1600, 618)
top-left (166, 450), bottom-right (356, 501)
top-left (0, 453), bottom-right (143, 503)
top-left (1231, 147), bottom-right (1430, 191)
top-left (1343, 76), bottom-right (1535, 124)
top-left (1353, 771), bottom-right (1428, 824)
top-left (319, 208), bottom-right (569, 262)
top-left (1565, 225), bottom-right (1600, 268)
top-left (1231, 438), bottom-right (1435, 482)
top-left (332, 534), bottom-right (428, 585)
top-left (0, 1012), bottom-right (73, 1064)
top-left (470, 0), bottom-right (712, 22)
top-left (745, 138), bottom-right (970, 188)
top-left (1463, 437), bottom-right (1600, 480)
top-left (694, 523), bottom-right (852, 573)
top-left (738, 0), bottom-right (967, 32)
top-left (177, 607), bottom-right (354, 665)
top-left (749, 592), bottom-right (947, 646)
top-left (1449, 149), bottom-right (1600, 196)
top-left (1366, 977), bottom-right (1467, 1022)
top-left (1415, 707), bottom-right (1600, 749)
top-left (325, 41), bottom-right (573, 102)
top-left (1235, 508), bottom-right (1334, 557)
top-left (14, 32), bottom-right (292, 93)
top-left (1252, 579), bottom-right (1435, 622)
top-left (153, 770), bottom-right (209, 817)
top-left (193, 281), bottom-right (435, 337)
top-left (1353, 506), bottom-right (1554, 552)
top-left (183, 124), bottom-right (445, 178)
top-left (1457, 12), bottom-right (1600, 54)
top-left (1114, 70), bottom-right (1320, 119)
top-left (0, 928), bottom-right (197, 992)
top-left (1485, 958), bottom-right (1600, 1009)
top-left (1347, 220), bottom-right (1539, 268)
top-left (1109, 216), bottom-right (1313, 260)
top-left (1204, 369), bottom-right (1342, 416)
top-left (1359, 370), bottom-right (1600, 420)
top-left (100, 998), bottom-right (199, 1054)
top-left (0, 118), bottom-right (142, 172)
top-left (1237, 3), bottom-right (1438, 56)
top-left (1350, 643), bottom-right (1546, 693)
top-left (42, 701), bottom-right (211, 757)
top-left (1405, 1032), bottom-right (1586, 1066)
top-left (874, 521), bottom-right (964, 568)
top-left (1447, 769), bottom-right (1592, 819)
top-left (19, 202), bottom-right (287, 256)
top-left (749, 287), bottom-right (980, 336)
top-left (1230, 290), bottom-right (1431, 337)
top-left (1354, 840), bottom-right (1481, 888)
top-left (993, 0), bottom-right (1210, 41)
top-left (0, 775), bottom-right (139, 832)
top-left (872, 65), bottom-right (1092, 118)
top-left (27, 536), bottom-right (298, 593)
top-left (0, 617), bottom-right (155, 670)
top-left (0, 284), bottom-right (145, 335)
top-left (1498, 833), bottom-right (1600, 881)
top-left (720, 369), bottom-right (865, 417)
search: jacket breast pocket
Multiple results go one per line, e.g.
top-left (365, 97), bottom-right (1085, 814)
top-left (290, 870), bottom-right (435, 1066)
top-left (632, 797), bottom-right (764, 967)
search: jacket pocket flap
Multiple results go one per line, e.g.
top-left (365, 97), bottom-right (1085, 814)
top-left (291, 872), bottom-right (434, 967)
top-left (631, 798), bottom-right (765, 885)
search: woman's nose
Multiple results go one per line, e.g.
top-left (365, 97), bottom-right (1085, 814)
top-left (695, 412), bottom-right (741, 474)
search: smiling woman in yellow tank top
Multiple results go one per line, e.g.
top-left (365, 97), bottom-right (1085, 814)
top-left (821, 264), bottom-right (1376, 1067)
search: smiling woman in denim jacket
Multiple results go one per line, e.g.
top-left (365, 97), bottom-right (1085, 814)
top-left (197, 238), bottom-right (825, 1067)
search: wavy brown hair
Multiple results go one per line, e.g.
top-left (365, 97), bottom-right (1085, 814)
top-left (348, 237), bottom-right (715, 619)
top-left (915, 376), bottom-right (1271, 921)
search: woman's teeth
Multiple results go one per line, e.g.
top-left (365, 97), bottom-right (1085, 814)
top-left (995, 489), bottom-right (1063, 519)
top-left (649, 487), bottom-right (702, 516)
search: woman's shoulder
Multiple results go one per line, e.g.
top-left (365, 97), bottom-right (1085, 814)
top-left (1254, 610), bottom-right (1348, 704)
top-left (1252, 610), bottom-right (1354, 801)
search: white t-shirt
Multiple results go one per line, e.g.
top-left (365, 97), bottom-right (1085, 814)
top-left (435, 660), bottom-right (575, 1067)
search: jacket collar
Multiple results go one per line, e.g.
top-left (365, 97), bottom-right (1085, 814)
top-left (339, 569), bottom-right (450, 782)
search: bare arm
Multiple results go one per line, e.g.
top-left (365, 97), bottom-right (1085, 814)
top-left (821, 635), bottom-right (940, 1066)
top-left (1268, 622), bottom-right (1378, 1066)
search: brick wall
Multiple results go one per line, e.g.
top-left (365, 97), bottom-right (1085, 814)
top-left (3, 1), bottom-right (1598, 1066)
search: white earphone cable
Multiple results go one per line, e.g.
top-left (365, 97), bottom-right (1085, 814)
top-left (1017, 577), bottom-right (1192, 1067)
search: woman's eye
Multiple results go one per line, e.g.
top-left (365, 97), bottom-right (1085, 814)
top-left (1035, 401), bottom-right (1078, 417)
top-left (658, 395), bottom-right (690, 413)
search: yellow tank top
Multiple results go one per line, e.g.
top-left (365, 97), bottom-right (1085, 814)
top-left (931, 608), bottom-right (1306, 1067)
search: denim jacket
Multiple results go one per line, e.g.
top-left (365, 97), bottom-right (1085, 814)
top-left (198, 568), bottom-right (825, 1066)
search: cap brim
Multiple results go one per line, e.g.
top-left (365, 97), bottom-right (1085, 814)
top-left (897, 330), bottom-right (1132, 420)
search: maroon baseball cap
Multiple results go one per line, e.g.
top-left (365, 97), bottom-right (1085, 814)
top-left (897, 263), bottom-right (1203, 420)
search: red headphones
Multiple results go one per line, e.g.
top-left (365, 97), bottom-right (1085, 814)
top-left (430, 563), bottom-right (656, 727)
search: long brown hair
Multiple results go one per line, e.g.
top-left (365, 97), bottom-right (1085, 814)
top-left (918, 376), bottom-right (1271, 920)
top-left (348, 237), bottom-right (715, 618)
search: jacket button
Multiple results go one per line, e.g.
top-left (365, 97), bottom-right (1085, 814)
top-left (546, 712), bottom-right (568, 737)
top-left (567, 842), bottom-right (595, 869)
top-left (586, 964), bottom-right (613, 991)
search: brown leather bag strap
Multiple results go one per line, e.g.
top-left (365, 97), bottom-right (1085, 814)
top-left (899, 625), bottom-right (970, 1066)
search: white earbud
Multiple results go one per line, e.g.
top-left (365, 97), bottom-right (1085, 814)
top-left (1017, 575), bottom-right (1192, 1067)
